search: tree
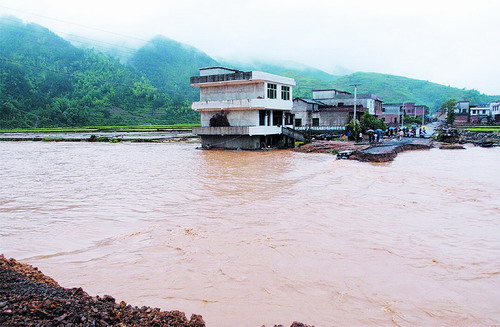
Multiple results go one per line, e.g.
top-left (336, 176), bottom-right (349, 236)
top-left (346, 119), bottom-right (361, 141)
top-left (360, 112), bottom-right (386, 131)
top-left (440, 99), bottom-right (457, 125)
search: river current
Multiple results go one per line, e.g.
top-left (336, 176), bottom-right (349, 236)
top-left (1, 142), bottom-right (499, 326)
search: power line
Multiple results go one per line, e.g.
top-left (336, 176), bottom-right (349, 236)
top-left (0, 4), bottom-right (150, 43)
top-left (0, 17), bottom-right (141, 58)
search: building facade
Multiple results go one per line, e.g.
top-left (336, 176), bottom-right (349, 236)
top-left (312, 90), bottom-right (382, 115)
top-left (292, 98), bottom-right (366, 130)
top-left (451, 100), bottom-right (500, 124)
top-left (191, 67), bottom-right (296, 149)
top-left (379, 102), bottom-right (428, 125)
top-left (291, 89), bottom-right (379, 131)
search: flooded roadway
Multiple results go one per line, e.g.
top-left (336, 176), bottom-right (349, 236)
top-left (1, 142), bottom-right (499, 326)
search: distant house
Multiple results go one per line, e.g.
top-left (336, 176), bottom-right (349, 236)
top-left (491, 102), bottom-right (500, 122)
top-left (312, 89), bottom-right (382, 115)
top-left (380, 102), bottom-right (428, 125)
top-left (470, 104), bottom-right (492, 123)
top-left (190, 67), bottom-right (297, 149)
top-left (291, 89), bottom-right (380, 131)
top-left (451, 100), bottom-right (500, 124)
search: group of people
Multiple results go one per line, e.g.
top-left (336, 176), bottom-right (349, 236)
top-left (349, 125), bottom-right (428, 143)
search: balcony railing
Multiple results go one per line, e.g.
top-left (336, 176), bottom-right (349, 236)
top-left (193, 126), bottom-right (283, 136)
top-left (295, 125), bottom-right (345, 131)
top-left (190, 72), bottom-right (253, 85)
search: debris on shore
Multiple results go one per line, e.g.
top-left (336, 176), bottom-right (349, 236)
top-left (294, 140), bottom-right (369, 154)
top-left (439, 144), bottom-right (465, 150)
top-left (0, 255), bottom-right (205, 326)
top-left (1, 255), bottom-right (314, 327)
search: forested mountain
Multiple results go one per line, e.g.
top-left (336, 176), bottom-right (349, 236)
top-left (0, 16), bottom-right (197, 128)
top-left (128, 36), bottom-right (218, 101)
top-left (0, 15), bottom-right (498, 128)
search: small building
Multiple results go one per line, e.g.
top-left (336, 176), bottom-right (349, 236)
top-left (470, 104), bottom-right (492, 123)
top-left (312, 90), bottom-right (382, 115)
top-left (190, 67), bottom-right (297, 149)
top-left (379, 102), bottom-right (428, 125)
top-left (291, 89), bottom-right (379, 132)
top-left (292, 98), bottom-right (365, 131)
top-left (378, 103), bottom-right (402, 125)
top-left (451, 100), bottom-right (500, 124)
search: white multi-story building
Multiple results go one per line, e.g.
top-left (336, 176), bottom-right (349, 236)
top-left (191, 67), bottom-right (297, 149)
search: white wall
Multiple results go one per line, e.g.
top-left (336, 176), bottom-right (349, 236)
top-left (200, 110), bottom-right (259, 127)
top-left (200, 83), bottom-right (265, 101)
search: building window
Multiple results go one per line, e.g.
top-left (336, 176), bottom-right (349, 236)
top-left (259, 110), bottom-right (267, 126)
top-left (267, 83), bottom-right (277, 99)
top-left (281, 86), bottom-right (290, 100)
top-left (273, 110), bottom-right (283, 126)
top-left (312, 118), bottom-right (320, 126)
top-left (382, 108), bottom-right (386, 112)
top-left (295, 118), bottom-right (302, 127)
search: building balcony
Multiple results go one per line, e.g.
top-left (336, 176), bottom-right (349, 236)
top-left (192, 99), bottom-right (293, 111)
top-left (193, 126), bottom-right (283, 136)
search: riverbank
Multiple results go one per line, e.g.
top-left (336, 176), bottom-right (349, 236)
top-left (0, 131), bottom-right (198, 143)
top-left (0, 255), bottom-right (205, 326)
top-left (0, 255), bottom-right (312, 327)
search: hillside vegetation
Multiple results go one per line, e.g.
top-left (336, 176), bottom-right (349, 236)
top-left (0, 17), bottom-right (197, 128)
top-left (0, 15), bottom-right (498, 128)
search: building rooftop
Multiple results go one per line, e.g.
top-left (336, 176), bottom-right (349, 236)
top-left (294, 98), bottom-right (327, 106)
top-left (311, 88), bottom-right (351, 94)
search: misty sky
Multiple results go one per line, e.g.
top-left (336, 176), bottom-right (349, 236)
top-left (1, 0), bottom-right (499, 95)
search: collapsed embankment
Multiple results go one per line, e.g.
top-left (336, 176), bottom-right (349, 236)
top-left (0, 255), bottom-right (312, 327)
top-left (295, 139), bottom-right (433, 162)
top-left (350, 139), bottom-right (433, 162)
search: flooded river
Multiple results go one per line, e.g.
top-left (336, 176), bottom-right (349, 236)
top-left (1, 142), bottom-right (499, 326)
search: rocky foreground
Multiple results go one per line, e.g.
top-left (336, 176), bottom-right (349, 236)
top-left (0, 255), bottom-right (312, 327)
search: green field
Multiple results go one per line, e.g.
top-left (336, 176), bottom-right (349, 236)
top-left (465, 127), bottom-right (500, 133)
top-left (0, 124), bottom-right (199, 133)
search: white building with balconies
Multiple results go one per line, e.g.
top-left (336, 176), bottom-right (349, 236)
top-left (190, 67), bottom-right (297, 149)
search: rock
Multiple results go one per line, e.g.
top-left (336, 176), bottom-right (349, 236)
top-left (439, 144), bottom-right (465, 149)
top-left (0, 255), bottom-right (206, 326)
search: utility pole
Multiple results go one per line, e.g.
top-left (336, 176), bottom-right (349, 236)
top-left (401, 102), bottom-right (405, 128)
top-left (349, 84), bottom-right (361, 122)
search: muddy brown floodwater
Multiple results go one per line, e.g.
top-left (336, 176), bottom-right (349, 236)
top-left (1, 142), bottom-right (499, 326)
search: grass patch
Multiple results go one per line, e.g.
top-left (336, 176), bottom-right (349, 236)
top-left (466, 127), bottom-right (500, 133)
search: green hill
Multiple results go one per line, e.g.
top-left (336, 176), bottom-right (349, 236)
top-left (1, 16), bottom-right (498, 128)
top-left (0, 17), bottom-right (197, 128)
top-left (328, 72), bottom-right (498, 112)
top-left (221, 59), bottom-right (339, 82)
top-left (128, 35), bottom-right (218, 101)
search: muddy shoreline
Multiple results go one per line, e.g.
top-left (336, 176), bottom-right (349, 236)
top-left (0, 255), bottom-right (312, 327)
